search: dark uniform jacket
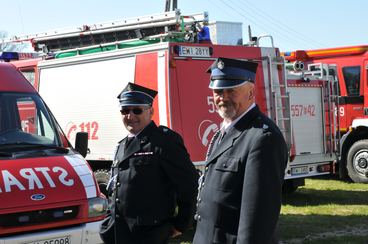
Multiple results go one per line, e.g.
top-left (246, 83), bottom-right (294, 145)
top-left (100, 121), bottom-right (198, 244)
top-left (193, 105), bottom-right (288, 244)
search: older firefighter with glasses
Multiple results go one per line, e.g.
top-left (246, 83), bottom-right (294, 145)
top-left (193, 58), bottom-right (288, 244)
top-left (99, 82), bottom-right (198, 244)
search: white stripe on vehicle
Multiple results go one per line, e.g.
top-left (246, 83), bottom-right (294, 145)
top-left (65, 155), bottom-right (97, 198)
top-left (158, 50), bottom-right (168, 126)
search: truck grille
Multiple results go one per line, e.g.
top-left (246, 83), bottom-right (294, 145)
top-left (0, 206), bottom-right (79, 227)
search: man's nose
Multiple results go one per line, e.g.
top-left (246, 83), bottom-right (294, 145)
top-left (219, 91), bottom-right (230, 100)
top-left (125, 112), bottom-right (133, 118)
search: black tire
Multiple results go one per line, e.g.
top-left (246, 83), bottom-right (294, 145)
top-left (346, 140), bottom-right (368, 183)
top-left (282, 180), bottom-right (299, 194)
top-left (94, 169), bottom-right (111, 197)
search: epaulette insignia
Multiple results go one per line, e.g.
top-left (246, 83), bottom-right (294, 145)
top-left (140, 137), bottom-right (148, 144)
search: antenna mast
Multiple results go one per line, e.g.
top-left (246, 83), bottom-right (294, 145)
top-left (165, 0), bottom-right (178, 12)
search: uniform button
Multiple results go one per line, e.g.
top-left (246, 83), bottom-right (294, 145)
top-left (198, 198), bottom-right (201, 203)
top-left (194, 214), bottom-right (198, 220)
top-left (116, 214), bottom-right (120, 219)
top-left (116, 182), bottom-right (121, 187)
top-left (202, 182), bottom-right (205, 187)
top-left (197, 215), bottom-right (201, 221)
top-left (205, 166), bottom-right (208, 171)
top-left (223, 163), bottom-right (227, 168)
top-left (119, 168), bottom-right (123, 171)
top-left (115, 198), bottom-right (120, 203)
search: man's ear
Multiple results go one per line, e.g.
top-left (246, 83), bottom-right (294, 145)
top-left (150, 107), bottom-right (154, 117)
top-left (249, 88), bottom-right (254, 100)
top-left (247, 84), bottom-right (255, 100)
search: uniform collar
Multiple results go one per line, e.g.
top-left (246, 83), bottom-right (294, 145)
top-left (220, 103), bottom-right (256, 133)
top-left (127, 120), bottom-right (156, 138)
top-left (120, 121), bottom-right (157, 162)
top-left (206, 104), bottom-right (261, 164)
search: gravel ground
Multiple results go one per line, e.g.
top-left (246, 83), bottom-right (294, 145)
top-left (280, 224), bottom-right (368, 243)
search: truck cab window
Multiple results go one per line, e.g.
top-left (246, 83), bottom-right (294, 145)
top-left (342, 66), bottom-right (360, 96)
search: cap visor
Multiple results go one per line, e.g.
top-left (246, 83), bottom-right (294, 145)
top-left (209, 79), bottom-right (250, 89)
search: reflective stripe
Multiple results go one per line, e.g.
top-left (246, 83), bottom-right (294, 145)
top-left (64, 155), bottom-right (97, 198)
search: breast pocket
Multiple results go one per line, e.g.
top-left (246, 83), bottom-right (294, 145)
top-left (128, 155), bottom-right (158, 182)
top-left (211, 156), bottom-right (241, 191)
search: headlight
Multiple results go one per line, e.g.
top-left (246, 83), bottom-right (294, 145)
top-left (88, 196), bottom-right (107, 218)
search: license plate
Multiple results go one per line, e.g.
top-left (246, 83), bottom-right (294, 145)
top-left (291, 166), bottom-right (309, 175)
top-left (25, 236), bottom-right (70, 244)
top-left (178, 46), bottom-right (210, 57)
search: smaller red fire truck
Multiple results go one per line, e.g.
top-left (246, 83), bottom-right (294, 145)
top-left (284, 45), bottom-right (368, 183)
top-left (0, 63), bottom-right (107, 243)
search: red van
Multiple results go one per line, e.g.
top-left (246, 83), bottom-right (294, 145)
top-left (0, 62), bottom-right (107, 243)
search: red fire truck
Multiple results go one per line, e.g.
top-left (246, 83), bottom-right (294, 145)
top-left (284, 45), bottom-right (368, 183)
top-left (0, 62), bottom-right (107, 242)
top-left (2, 10), bottom-right (348, 194)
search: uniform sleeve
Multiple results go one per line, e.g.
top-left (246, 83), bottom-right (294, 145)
top-left (237, 131), bottom-right (287, 244)
top-left (160, 133), bottom-right (199, 232)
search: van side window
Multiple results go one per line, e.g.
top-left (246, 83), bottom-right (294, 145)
top-left (342, 66), bottom-right (360, 96)
top-left (20, 69), bottom-right (36, 87)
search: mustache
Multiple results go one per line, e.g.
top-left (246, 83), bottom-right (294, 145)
top-left (218, 101), bottom-right (233, 107)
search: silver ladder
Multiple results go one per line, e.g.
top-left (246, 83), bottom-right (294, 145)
top-left (2, 10), bottom-right (208, 52)
top-left (305, 63), bottom-right (340, 155)
top-left (267, 55), bottom-right (292, 148)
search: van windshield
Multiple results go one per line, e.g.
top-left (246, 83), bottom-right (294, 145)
top-left (0, 92), bottom-right (61, 147)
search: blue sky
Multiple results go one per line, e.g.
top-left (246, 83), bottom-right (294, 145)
top-left (1, 0), bottom-right (367, 52)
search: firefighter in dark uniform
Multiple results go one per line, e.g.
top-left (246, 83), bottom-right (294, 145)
top-left (100, 82), bottom-right (198, 244)
top-left (193, 58), bottom-right (288, 244)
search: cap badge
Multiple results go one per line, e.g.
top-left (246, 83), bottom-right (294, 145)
top-left (217, 60), bottom-right (225, 70)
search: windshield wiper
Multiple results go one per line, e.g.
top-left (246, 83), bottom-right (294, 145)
top-left (0, 142), bottom-right (69, 153)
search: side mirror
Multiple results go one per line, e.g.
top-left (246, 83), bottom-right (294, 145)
top-left (75, 132), bottom-right (88, 157)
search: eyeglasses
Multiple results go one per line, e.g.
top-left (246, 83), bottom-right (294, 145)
top-left (120, 107), bottom-right (147, 115)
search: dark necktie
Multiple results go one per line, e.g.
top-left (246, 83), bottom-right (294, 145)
top-left (218, 130), bottom-right (226, 144)
top-left (125, 136), bottom-right (134, 149)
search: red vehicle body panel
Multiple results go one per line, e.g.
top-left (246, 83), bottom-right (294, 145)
top-left (167, 43), bottom-right (273, 161)
top-left (0, 63), bottom-right (36, 93)
top-left (0, 156), bottom-right (86, 210)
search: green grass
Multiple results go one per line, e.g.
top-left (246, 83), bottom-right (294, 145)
top-left (279, 177), bottom-right (368, 243)
top-left (170, 176), bottom-right (368, 244)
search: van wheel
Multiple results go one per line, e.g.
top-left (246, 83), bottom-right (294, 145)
top-left (347, 140), bottom-right (368, 183)
top-left (94, 169), bottom-right (111, 197)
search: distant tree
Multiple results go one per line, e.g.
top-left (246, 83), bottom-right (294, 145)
top-left (0, 31), bottom-right (7, 38)
top-left (0, 31), bottom-right (9, 51)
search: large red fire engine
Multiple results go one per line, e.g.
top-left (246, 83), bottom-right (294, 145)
top-left (2, 10), bottom-right (352, 196)
top-left (284, 46), bottom-right (368, 183)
